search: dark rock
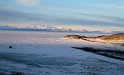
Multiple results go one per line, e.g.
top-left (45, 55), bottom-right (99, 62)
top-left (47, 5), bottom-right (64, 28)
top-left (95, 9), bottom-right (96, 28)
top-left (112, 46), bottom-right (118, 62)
top-left (72, 47), bottom-right (124, 61)
top-left (9, 46), bottom-right (13, 49)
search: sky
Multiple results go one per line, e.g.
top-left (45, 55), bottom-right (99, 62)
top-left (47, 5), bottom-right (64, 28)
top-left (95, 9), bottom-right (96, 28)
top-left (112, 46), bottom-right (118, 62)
top-left (0, 0), bottom-right (124, 31)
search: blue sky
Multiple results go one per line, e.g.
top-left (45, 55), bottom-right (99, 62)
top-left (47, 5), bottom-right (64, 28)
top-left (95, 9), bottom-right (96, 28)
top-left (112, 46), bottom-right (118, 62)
top-left (0, 0), bottom-right (124, 31)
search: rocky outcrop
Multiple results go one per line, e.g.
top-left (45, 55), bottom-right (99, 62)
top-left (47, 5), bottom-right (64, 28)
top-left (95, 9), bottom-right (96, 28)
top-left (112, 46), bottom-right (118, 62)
top-left (64, 35), bottom-right (86, 40)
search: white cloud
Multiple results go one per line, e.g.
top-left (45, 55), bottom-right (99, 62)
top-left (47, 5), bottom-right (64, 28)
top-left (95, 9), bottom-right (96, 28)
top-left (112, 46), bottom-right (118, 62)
top-left (17, 0), bottom-right (40, 5)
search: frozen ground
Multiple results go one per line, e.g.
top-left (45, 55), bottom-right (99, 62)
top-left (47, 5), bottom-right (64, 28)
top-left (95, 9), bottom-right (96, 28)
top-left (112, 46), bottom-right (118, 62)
top-left (0, 31), bottom-right (124, 75)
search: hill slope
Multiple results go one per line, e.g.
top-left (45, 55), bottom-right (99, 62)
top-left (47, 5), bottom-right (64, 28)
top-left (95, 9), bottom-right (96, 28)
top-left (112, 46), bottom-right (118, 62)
top-left (102, 33), bottom-right (124, 43)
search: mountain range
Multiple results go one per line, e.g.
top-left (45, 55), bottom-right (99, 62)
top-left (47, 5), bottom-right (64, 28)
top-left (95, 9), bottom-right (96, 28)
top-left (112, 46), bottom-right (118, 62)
top-left (0, 25), bottom-right (123, 34)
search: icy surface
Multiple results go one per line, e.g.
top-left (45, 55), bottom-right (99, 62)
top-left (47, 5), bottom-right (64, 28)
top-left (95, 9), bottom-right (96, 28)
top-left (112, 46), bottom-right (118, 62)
top-left (0, 31), bottom-right (124, 75)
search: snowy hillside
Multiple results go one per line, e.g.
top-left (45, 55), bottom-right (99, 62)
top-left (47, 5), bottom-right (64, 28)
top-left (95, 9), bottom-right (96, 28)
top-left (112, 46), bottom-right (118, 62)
top-left (64, 33), bottom-right (124, 44)
top-left (102, 33), bottom-right (124, 43)
top-left (0, 31), bottom-right (124, 75)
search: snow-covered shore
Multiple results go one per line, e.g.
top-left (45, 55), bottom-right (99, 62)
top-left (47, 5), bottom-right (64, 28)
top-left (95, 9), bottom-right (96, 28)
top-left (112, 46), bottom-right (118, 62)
top-left (0, 31), bottom-right (124, 75)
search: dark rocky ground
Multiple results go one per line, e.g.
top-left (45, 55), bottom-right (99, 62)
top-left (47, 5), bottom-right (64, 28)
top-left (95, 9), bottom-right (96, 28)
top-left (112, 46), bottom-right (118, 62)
top-left (72, 47), bottom-right (124, 61)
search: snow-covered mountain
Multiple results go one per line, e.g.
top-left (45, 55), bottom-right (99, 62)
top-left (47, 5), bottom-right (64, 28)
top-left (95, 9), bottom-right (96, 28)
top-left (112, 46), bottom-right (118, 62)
top-left (0, 25), bottom-right (123, 34)
top-left (0, 25), bottom-right (88, 32)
